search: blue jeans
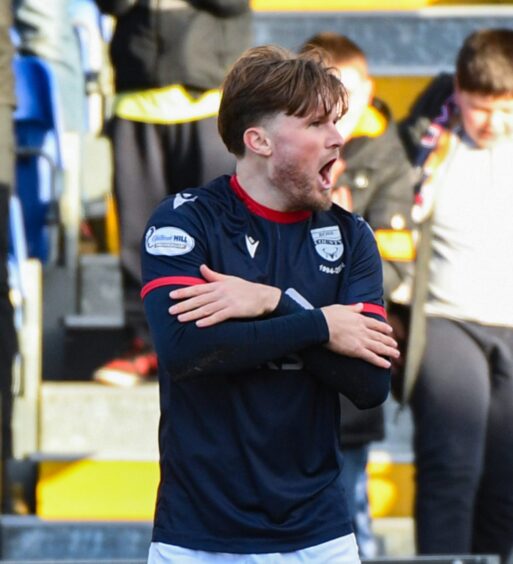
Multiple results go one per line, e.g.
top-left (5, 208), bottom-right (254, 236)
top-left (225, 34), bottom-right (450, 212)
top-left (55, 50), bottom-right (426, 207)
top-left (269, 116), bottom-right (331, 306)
top-left (339, 445), bottom-right (377, 559)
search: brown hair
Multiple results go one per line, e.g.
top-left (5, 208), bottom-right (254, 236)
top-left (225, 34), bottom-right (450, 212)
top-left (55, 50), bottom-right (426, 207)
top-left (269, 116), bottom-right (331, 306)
top-left (456, 28), bottom-right (513, 95)
top-left (218, 45), bottom-right (347, 157)
top-left (300, 32), bottom-right (366, 69)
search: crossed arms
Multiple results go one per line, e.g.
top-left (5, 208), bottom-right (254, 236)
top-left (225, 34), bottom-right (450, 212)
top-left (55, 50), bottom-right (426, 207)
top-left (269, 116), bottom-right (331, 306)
top-left (143, 264), bottom-right (398, 409)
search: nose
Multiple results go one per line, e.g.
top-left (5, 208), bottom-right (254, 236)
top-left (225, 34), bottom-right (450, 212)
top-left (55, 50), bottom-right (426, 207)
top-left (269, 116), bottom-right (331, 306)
top-left (489, 110), bottom-right (504, 131)
top-left (488, 109), bottom-right (513, 135)
top-left (328, 122), bottom-right (344, 149)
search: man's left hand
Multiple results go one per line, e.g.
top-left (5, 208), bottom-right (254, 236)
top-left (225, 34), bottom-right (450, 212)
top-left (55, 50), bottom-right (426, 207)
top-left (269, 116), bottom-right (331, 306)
top-left (168, 264), bottom-right (281, 327)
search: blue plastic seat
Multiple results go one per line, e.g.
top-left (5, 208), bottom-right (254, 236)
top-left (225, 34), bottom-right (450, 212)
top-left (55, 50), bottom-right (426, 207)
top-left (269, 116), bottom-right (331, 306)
top-left (13, 55), bottom-right (64, 264)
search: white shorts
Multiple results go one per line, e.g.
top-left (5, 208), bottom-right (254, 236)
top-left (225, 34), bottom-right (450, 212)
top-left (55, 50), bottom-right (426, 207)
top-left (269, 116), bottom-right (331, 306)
top-left (147, 533), bottom-right (360, 563)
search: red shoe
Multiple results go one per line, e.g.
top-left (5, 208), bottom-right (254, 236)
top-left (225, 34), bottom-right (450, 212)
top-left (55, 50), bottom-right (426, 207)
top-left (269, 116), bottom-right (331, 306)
top-left (93, 339), bottom-right (158, 387)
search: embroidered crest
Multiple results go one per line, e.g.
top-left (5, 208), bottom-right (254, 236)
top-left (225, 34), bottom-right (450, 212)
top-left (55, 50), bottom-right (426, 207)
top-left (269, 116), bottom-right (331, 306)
top-left (310, 226), bottom-right (344, 262)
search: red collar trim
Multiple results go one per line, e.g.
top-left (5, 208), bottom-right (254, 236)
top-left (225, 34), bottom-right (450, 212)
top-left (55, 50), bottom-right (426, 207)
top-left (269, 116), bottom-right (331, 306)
top-left (229, 175), bottom-right (312, 224)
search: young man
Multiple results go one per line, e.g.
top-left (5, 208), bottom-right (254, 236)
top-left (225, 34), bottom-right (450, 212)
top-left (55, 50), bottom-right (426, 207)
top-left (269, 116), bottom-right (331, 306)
top-left (398, 28), bottom-right (513, 561)
top-left (141, 45), bottom-right (398, 563)
top-left (301, 33), bottom-right (415, 559)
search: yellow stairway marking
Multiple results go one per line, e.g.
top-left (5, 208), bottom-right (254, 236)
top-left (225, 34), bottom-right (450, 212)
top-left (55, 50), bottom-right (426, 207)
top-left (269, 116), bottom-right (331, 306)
top-left (37, 459), bottom-right (415, 520)
top-left (37, 460), bottom-right (159, 520)
top-left (250, 0), bottom-right (501, 11)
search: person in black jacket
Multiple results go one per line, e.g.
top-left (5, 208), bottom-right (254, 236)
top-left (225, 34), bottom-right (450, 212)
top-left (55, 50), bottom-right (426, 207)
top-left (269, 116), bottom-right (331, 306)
top-left (301, 32), bottom-right (415, 558)
top-left (0, 2), bottom-right (18, 513)
top-left (93, 0), bottom-right (252, 386)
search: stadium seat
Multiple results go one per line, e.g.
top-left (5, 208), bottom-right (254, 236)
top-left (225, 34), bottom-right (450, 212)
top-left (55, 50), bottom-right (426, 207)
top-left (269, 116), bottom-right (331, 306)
top-left (13, 55), bottom-right (65, 265)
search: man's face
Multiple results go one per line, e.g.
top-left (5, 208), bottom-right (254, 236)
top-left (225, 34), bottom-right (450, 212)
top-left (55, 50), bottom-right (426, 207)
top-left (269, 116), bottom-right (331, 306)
top-left (336, 63), bottom-right (373, 141)
top-left (456, 88), bottom-right (513, 148)
top-left (265, 106), bottom-right (343, 212)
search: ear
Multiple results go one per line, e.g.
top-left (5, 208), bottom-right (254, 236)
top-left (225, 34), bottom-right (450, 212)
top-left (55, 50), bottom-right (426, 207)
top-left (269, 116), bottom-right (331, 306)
top-left (243, 127), bottom-right (273, 157)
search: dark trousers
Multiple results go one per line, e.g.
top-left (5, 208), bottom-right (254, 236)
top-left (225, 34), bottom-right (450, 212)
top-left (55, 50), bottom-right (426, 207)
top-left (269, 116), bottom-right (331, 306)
top-left (107, 116), bottom-right (235, 341)
top-left (411, 316), bottom-right (513, 562)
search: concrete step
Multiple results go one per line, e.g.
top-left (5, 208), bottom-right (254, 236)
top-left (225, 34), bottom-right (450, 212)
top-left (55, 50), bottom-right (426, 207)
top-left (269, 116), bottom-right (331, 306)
top-left (38, 384), bottom-right (412, 462)
top-left (0, 516), bottom-right (151, 561)
top-left (34, 383), bottom-right (160, 519)
top-left (253, 6), bottom-right (513, 75)
top-left (0, 516), bottom-right (499, 562)
top-left (66, 253), bottom-right (124, 327)
top-left (374, 517), bottom-right (415, 558)
top-left (33, 384), bottom-right (416, 521)
top-left (39, 383), bottom-right (159, 459)
top-left (4, 515), bottom-right (408, 560)
top-left (41, 254), bottom-right (124, 381)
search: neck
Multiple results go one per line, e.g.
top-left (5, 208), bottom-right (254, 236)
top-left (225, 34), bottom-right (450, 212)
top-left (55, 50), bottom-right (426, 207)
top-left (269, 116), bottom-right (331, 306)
top-left (236, 161), bottom-right (289, 212)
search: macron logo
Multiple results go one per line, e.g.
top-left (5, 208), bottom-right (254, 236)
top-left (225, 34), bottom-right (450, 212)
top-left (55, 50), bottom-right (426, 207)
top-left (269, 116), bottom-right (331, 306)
top-left (173, 193), bottom-right (198, 209)
top-left (245, 235), bottom-right (259, 258)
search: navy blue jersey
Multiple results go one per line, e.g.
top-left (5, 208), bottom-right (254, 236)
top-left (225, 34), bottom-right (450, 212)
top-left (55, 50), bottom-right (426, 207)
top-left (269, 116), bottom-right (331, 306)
top-left (141, 175), bottom-right (390, 553)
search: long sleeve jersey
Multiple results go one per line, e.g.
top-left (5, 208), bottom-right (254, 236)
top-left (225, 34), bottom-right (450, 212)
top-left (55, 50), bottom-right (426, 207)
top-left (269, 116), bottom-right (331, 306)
top-left (140, 174), bottom-right (390, 553)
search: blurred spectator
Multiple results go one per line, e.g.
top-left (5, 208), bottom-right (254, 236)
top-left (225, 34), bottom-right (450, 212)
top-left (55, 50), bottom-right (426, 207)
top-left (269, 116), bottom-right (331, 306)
top-left (0, 2), bottom-right (18, 513)
top-left (13, 0), bottom-right (85, 134)
top-left (93, 0), bottom-right (252, 386)
top-left (301, 32), bottom-right (415, 558)
top-left (398, 28), bottom-right (513, 561)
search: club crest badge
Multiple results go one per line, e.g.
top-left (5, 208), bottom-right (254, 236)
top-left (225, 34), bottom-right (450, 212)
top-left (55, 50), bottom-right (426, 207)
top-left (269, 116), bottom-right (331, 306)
top-left (310, 226), bottom-right (344, 262)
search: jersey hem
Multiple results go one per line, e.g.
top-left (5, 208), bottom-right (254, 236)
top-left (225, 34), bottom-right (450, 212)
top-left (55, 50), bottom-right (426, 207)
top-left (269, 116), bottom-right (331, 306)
top-left (151, 522), bottom-right (353, 554)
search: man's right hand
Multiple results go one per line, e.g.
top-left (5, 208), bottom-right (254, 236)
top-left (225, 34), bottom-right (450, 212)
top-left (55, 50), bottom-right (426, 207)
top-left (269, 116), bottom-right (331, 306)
top-left (321, 303), bottom-right (399, 368)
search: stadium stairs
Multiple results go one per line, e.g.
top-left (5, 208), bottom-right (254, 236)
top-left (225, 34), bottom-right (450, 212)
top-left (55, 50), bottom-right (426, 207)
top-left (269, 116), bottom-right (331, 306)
top-left (5, 3), bottom-right (513, 561)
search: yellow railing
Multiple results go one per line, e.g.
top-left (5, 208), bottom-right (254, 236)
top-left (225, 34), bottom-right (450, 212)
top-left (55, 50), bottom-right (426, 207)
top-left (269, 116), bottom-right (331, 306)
top-left (251, 0), bottom-right (511, 11)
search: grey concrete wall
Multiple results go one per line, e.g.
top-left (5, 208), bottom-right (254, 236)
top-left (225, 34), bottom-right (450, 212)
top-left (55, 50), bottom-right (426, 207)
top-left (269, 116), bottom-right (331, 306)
top-left (39, 383), bottom-right (159, 459)
top-left (0, 516), bottom-right (151, 560)
top-left (253, 7), bottom-right (513, 75)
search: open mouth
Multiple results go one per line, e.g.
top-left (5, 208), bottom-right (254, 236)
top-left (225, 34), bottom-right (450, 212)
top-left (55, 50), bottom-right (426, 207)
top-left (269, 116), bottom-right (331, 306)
top-left (318, 158), bottom-right (337, 189)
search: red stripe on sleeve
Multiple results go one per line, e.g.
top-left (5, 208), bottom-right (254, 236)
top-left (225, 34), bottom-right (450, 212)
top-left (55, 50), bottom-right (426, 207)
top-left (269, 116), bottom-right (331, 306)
top-left (140, 276), bottom-right (206, 299)
top-left (361, 303), bottom-right (387, 319)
